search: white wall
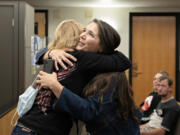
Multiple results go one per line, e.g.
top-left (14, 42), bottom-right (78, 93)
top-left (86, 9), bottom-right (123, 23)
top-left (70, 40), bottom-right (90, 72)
top-left (36, 7), bottom-right (180, 57)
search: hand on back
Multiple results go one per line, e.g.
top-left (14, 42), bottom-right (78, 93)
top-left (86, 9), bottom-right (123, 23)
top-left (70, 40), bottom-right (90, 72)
top-left (48, 48), bottom-right (77, 70)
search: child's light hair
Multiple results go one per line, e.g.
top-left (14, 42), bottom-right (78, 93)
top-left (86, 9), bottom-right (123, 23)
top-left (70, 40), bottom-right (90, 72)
top-left (48, 19), bottom-right (83, 50)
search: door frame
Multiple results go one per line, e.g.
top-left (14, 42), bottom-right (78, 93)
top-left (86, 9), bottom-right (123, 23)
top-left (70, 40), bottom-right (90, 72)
top-left (129, 12), bottom-right (180, 101)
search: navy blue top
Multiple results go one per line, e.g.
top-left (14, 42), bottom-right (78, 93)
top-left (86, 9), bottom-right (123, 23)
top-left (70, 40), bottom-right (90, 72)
top-left (55, 87), bottom-right (141, 135)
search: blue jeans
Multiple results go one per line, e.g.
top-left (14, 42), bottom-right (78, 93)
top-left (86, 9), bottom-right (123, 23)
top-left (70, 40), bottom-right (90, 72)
top-left (11, 125), bottom-right (37, 135)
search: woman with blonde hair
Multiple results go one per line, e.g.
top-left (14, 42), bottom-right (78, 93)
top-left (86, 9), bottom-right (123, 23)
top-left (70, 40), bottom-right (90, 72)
top-left (48, 19), bottom-right (83, 50)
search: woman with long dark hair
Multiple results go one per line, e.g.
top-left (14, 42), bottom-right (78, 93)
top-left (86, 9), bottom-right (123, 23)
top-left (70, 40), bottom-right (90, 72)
top-left (37, 71), bottom-right (141, 135)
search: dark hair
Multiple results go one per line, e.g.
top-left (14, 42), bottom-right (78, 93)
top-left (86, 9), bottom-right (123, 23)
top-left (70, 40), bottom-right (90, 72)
top-left (91, 19), bottom-right (121, 54)
top-left (159, 75), bottom-right (173, 86)
top-left (83, 72), bottom-right (139, 123)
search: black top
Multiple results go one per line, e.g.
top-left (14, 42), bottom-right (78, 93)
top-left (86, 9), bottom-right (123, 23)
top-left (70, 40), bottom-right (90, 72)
top-left (140, 91), bottom-right (161, 124)
top-left (18, 48), bottom-right (131, 135)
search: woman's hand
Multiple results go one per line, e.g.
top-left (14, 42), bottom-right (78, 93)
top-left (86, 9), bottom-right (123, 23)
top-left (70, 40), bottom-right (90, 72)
top-left (36, 71), bottom-right (57, 89)
top-left (36, 71), bottom-right (64, 98)
top-left (45, 49), bottom-right (77, 70)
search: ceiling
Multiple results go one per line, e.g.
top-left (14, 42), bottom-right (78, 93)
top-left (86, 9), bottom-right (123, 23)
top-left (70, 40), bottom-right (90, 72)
top-left (24, 0), bottom-right (180, 8)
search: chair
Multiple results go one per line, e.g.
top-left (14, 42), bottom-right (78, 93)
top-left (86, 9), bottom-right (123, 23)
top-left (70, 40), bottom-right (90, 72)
top-left (173, 102), bottom-right (180, 135)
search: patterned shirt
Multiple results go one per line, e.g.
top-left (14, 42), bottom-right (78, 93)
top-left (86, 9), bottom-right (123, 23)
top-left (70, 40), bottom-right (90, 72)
top-left (34, 64), bottom-right (77, 115)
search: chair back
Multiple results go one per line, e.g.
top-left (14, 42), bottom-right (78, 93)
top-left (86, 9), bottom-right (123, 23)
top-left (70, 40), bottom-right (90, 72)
top-left (173, 102), bottom-right (180, 135)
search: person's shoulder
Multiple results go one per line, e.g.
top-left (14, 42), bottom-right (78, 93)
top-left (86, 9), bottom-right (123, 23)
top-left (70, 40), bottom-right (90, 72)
top-left (149, 90), bottom-right (158, 95)
top-left (146, 91), bottom-right (160, 100)
top-left (165, 98), bottom-right (180, 111)
top-left (152, 92), bottom-right (161, 99)
top-left (147, 90), bottom-right (156, 96)
top-left (70, 49), bottom-right (96, 57)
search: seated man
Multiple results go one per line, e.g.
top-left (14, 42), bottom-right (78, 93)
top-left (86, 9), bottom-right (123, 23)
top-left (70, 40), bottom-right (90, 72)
top-left (140, 71), bottom-right (168, 124)
top-left (140, 75), bottom-right (180, 135)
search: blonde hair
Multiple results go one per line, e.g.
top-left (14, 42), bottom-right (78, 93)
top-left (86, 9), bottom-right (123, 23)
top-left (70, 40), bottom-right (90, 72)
top-left (48, 19), bottom-right (83, 50)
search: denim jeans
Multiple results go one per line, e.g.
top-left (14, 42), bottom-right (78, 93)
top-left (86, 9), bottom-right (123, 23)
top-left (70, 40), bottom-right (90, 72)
top-left (11, 125), bottom-right (37, 135)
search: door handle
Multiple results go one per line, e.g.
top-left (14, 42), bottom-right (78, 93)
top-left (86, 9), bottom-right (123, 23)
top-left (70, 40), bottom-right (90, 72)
top-left (132, 71), bottom-right (142, 77)
top-left (132, 63), bottom-right (138, 71)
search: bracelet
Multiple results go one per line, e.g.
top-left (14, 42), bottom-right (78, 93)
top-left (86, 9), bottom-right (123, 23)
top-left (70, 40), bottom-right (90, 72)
top-left (48, 49), bottom-right (53, 59)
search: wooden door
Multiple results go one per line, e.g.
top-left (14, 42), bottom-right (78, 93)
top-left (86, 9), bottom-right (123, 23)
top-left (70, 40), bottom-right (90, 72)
top-left (132, 16), bottom-right (176, 106)
top-left (0, 3), bottom-right (19, 135)
top-left (35, 12), bottom-right (46, 36)
top-left (0, 4), bottom-right (18, 114)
